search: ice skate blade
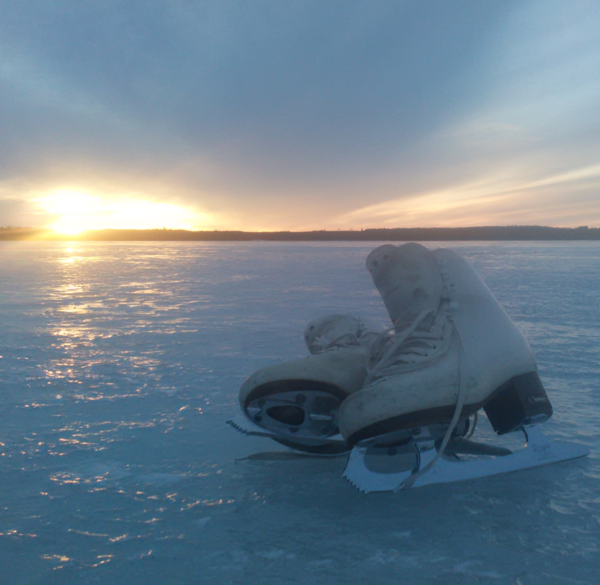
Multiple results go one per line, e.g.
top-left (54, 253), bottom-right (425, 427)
top-left (227, 415), bottom-right (279, 437)
top-left (343, 426), bottom-right (589, 493)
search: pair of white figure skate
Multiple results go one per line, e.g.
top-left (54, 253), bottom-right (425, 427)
top-left (229, 244), bottom-right (588, 492)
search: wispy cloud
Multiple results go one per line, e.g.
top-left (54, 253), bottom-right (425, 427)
top-left (0, 1), bottom-right (599, 229)
top-left (336, 162), bottom-right (600, 228)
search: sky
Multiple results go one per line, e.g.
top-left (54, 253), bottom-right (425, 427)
top-left (1, 0), bottom-right (599, 232)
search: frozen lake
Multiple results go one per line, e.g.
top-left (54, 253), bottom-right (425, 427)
top-left (1, 241), bottom-right (599, 584)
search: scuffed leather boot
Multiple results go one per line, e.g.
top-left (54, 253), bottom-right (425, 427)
top-left (340, 243), bottom-right (552, 447)
top-left (239, 314), bottom-right (378, 453)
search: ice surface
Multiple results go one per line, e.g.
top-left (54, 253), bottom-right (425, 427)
top-left (0, 241), bottom-right (599, 584)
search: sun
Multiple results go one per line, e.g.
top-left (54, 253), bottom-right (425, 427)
top-left (37, 189), bottom-right (212, 233)
top-left (38, 191), bottom-right (103, 234)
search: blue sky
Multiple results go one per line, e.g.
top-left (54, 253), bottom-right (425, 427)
top-left (1, 1), bottom-right (599, 231)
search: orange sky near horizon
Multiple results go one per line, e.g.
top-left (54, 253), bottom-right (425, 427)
top-left (23, 162), bottom-right (600, 234)
top-left (1, 2), bottom-right (600, 233)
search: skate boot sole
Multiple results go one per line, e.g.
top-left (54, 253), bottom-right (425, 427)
top-left (345, 371), bottom-right (553, 447)
top-left (244, 381), bottom-right (347, 443)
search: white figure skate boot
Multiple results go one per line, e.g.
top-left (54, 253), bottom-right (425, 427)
top-left (239, 314), bottom-right (378, 453)
top-left (339, 243), bottom-right (552, 447)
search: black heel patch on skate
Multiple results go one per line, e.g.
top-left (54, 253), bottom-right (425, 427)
top-left (483, 372), bottom-right (553, 435)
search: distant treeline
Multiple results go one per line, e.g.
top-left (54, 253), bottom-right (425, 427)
top-left (1, 226), bottom-right (599, 241)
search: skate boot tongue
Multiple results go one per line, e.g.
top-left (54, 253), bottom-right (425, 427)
top-left (366, 243), bottom-right (443, 326)
top-left (304, 314), bottom-right (365, 354)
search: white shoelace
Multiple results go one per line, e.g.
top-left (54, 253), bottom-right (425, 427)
top-left (357, 305), bottom-right (466, 490)
top-left (364, 308), bottom-right (453, 386)
top-left (396, 328), bottom-right (466, 490)
top-left (312, 319), bottom-right (380, 354)
top-left (311, 332), bottom-right (361, 353)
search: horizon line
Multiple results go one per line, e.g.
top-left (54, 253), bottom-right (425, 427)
top-left (0, 225), bottom-right (597, 233)
top-left (1, 225), bottom-right (599, 242)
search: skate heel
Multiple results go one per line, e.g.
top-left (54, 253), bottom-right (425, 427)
top-left (483, 372), bottom-right (553, 435)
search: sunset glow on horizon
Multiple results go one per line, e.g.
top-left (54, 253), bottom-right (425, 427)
top-left (1, 2), bottom-right (600, 231)
top-left (36, 190), bottom-right (213, 234)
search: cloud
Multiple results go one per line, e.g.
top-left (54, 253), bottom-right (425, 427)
top-left (335, 162), bottom-right (600, 228)
top-left (0, 1), bottom-right (599, 229)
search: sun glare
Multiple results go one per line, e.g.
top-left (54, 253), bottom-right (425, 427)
top-left (37, 190), bottom-right (210, 234)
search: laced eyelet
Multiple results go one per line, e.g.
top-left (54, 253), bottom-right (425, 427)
top-left (366, 309), bottom-right (452, 383)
